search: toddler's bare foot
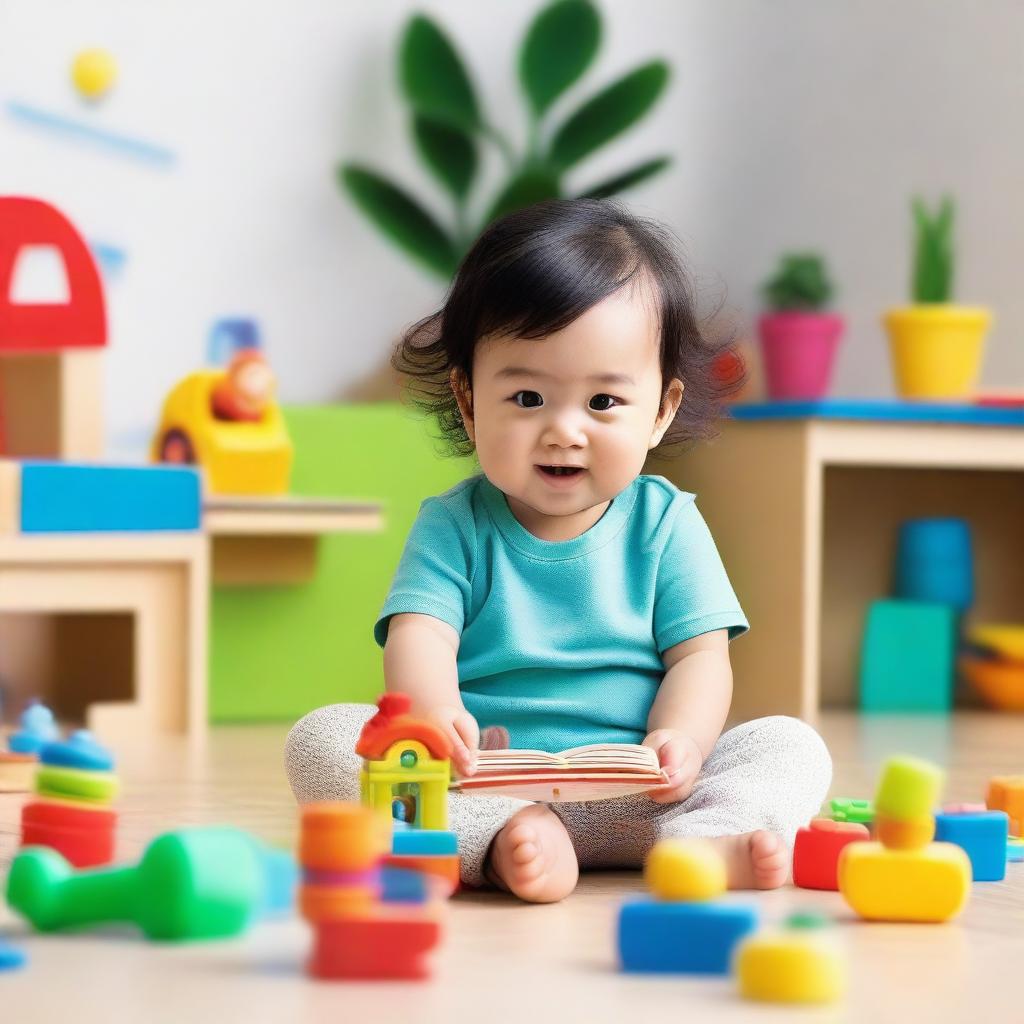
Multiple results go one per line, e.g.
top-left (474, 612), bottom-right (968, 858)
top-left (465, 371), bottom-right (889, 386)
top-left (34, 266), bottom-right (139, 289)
top-left (708, 830), bottom-right (788, 890)
top-left (486, 804), bottom-right (579, 903)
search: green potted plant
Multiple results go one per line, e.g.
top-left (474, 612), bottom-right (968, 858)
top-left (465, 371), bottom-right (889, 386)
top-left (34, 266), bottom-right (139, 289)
top-left (758, 253), bottom-right (843, 400)
top-left (883, 197), bottom-right (992, 399)
top-left (337, 0), bottom-right (672, 280)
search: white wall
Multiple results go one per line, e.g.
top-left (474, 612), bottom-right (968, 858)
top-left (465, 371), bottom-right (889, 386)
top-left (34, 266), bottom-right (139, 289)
top-left (1, 1), bottom-right (1021, 460)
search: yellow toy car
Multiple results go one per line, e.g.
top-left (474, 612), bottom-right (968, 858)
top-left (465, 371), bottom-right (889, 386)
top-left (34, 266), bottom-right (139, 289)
top-left (152, 361), bottom-right (292, 496)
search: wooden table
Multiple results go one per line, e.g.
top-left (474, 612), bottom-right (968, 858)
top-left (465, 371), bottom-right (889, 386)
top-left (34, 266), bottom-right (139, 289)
top-left (649, 407), bottom-right (1024, 722)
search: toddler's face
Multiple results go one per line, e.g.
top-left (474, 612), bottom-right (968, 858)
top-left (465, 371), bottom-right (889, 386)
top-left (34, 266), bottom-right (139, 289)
top-left (453, 287), bottom-right (683, 540)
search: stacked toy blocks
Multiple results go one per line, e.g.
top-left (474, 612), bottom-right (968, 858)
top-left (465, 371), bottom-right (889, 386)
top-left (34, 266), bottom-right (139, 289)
top-left (299, 802), bottom-right (442, 980)
top-left (1, 703), bottom-right (58, 792)
top-left (357, 693), bottom-right (460, 895)
top-left (860, 518), bottom-right (971, 711)
top-left (793, 818), bottom-right (870, 890)
top-left (735, 912), bottom-right (846, 1005)
top-left (838, 756), bottom-right (971, 922)
top-left (21, 730), bottom-right (118, 867)
top-left (618, 839), bottom-right (757, 974)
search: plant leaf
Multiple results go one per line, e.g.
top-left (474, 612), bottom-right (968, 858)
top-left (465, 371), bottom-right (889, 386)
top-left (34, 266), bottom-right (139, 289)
top-left (399, 15), bottom-right (480, 133)
top-left (484, 167), bottom-right (561, 225)
top-left (519, 0), bottom-right (601, 118)
top-left (548, 61), bottom-right (669, 171)
top-left (576, 156), bottom-right (671, 198)
top-left (339, 164), bottom-right (459, 279)
top-left (412, 115), bottom-right (477, 200)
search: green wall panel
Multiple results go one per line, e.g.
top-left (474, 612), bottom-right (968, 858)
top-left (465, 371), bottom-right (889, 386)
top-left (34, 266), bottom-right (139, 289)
top-left (209, 403), bottom-right (475, 722)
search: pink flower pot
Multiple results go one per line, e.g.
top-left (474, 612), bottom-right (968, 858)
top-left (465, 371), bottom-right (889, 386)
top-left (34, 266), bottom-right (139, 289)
top-left (758, 312), bottom-right (845, 401)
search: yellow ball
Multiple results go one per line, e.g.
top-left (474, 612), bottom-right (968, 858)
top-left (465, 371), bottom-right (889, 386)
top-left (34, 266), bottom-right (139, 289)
top-left (644, 838), bottom-right (726, 901)
top-left (71, 49), bottom-right (118, 100)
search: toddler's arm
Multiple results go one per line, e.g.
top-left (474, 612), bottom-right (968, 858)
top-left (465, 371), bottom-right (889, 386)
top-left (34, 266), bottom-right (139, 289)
top-left (643, 629), bottom-right (732, 803)
top-left (383, 612), bottom-right (479, 776)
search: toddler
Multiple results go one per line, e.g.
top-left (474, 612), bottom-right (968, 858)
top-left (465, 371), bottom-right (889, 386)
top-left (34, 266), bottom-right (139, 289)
top-left (286, 199), bottom-right (831, 902)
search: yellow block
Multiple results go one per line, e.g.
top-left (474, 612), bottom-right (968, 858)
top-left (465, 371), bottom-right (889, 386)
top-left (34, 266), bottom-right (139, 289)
top-left (644, 838), bottom-right (726, 901)
top-left (735, 932), bottom-right (845, 1005)
top-left (838, 841), bottom-right (970, 922)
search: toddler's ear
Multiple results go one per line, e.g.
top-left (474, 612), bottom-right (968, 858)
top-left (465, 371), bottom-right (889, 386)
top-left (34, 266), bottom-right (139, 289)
top-left (651, 378), bottom-right (684, 447)
top-left (450, 369), bottom-right (475, 440)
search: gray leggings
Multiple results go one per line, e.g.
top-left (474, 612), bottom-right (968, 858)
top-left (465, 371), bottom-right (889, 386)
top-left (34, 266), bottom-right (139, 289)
top-left (284, 703), bottom-right (832, 887)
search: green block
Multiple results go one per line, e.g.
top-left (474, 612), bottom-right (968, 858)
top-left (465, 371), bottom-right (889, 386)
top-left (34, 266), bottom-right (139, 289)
top-left (875, 756), bottom-right (944, 820)
top-left (830, 798), bottom-right (873, 824)
top-left (209, 403), bottom-right (476, 722)
top-left (859, 599), bottom-right (956, 712)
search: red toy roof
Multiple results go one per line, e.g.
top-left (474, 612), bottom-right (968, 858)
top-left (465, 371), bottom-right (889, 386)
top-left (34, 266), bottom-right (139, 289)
top-left (356, 693), bottom-right (453, 761)
top-left (0, 197), bottom-right (107, 353)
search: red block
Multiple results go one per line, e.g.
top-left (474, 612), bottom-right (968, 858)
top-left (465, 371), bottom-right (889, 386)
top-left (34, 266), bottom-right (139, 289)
top-left (793, 818), bottom-right (870, 890)
top-left (309, 912), bottom-right (441, 980)
top-left (21, 799), bottom-right (117, 868)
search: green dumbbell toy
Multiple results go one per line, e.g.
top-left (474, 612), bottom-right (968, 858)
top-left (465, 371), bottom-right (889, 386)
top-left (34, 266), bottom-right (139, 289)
top-left (7, 826), bottom-right (264, 941)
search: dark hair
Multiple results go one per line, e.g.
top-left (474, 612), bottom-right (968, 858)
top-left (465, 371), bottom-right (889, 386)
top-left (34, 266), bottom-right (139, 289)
top-left (393, 198), bottom-right (739, 457)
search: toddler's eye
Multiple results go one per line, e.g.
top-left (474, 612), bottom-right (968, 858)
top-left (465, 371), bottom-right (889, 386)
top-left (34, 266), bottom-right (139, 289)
top-left (513, 390), bottom-right (544, 408)
top-left (589, 394), bottom-right (619, 411)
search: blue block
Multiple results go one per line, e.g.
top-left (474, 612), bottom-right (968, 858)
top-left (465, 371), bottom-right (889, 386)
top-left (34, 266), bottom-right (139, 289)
top-left (934, 811), bottom-right (1008, 881)
top-left (256, 846), bottom-right (298, 916)
top-left (895, 518), bottom-right (973, 611)
top-left (392, 829), bottom-right (458, 856)
top-left (618, 899), bottom-right (758, 974)
top-left (19, 462), bottom-right (201, 533)
top-left (1007, 841), bottom-right (1024, 864)
top-left (381, 866), bottom-right (429, 904)
top-left (39, 730), bottom-right (114, 771)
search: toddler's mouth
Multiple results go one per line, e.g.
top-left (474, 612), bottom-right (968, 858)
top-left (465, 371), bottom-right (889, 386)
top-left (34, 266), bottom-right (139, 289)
top-left (538, 465), bottom-right (584, 477)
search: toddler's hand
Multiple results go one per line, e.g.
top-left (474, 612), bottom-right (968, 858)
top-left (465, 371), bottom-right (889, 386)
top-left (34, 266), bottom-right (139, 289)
top-left (424, 704), bottom-right (480, 777)
top-left (643, 729), bottom-right (703, 804)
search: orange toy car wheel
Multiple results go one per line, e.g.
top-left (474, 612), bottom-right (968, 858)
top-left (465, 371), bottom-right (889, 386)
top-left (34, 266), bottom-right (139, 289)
top-left (159, 428), bottom-right (195, 464)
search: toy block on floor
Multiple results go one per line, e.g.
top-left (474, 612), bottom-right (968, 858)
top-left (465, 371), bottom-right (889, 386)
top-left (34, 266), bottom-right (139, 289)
top-left (859, 599), bottom-right (956, 711)
top-left (934, 810), bottom-right (1008, 881)
top-left (7, 827), bottom-right (264, 940)
top-left (838, 842), bottom-right (970, 922)
top-left (838, 755), bottom-right (969, 923)
top-left (793, 818), bottom-right (870, 890)
top-left (986, 776), bottom-right (1024, 836)
top-left (830, 798), bottom-right (873, 826)
top-left (618, 839), bottom-right (758, 975)
top-left (735, 913), bottom-right (845, 1005)
top-left (1007, 837), bottom-right (1024, 863)
top-left (11, 461), bottom-right (201, 533)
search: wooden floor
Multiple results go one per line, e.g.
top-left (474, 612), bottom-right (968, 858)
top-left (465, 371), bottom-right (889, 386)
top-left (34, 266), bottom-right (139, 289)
top-left (1, 710), bottom-right (1022, 1023)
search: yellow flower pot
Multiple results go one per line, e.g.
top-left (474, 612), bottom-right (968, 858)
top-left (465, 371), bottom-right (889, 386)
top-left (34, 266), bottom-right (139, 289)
top-left (883, 305), bottom-right (991, 400)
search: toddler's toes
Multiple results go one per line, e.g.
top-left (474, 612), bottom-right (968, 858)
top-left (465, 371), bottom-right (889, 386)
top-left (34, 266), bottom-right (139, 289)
top-left (748, 830), bottom-right (788, 890)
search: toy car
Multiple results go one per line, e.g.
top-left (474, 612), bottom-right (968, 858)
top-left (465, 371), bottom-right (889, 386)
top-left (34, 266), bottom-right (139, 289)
top-left (152, 362), bottom-right (292, 496)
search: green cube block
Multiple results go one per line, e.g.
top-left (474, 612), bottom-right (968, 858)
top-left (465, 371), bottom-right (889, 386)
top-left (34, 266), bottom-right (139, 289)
top-left (875, 756), bottom-right (944, 820)
top-left (859, 599), bottom-right (956, 712)
top-left (830, 798), bottom-right (874, 824)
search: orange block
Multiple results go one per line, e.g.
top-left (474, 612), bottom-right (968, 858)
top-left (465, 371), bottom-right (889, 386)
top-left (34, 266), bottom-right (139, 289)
top-left (383, 852), bottom-right (460, 897)
top-left (986, 776), bottom-right (1024, 836)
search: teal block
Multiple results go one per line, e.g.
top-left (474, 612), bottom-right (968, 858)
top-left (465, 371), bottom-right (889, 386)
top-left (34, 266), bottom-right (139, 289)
top-left (859, 599), bottom-right (956, 712)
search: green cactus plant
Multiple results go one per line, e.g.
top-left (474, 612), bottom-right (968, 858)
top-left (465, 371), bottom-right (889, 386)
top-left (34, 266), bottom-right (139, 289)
top-left (762, 254), bottom-right (834, 312)
top-left (338, 0), bottom-right (671, 279)
top-left (911, 196), bottom-right (954, 304)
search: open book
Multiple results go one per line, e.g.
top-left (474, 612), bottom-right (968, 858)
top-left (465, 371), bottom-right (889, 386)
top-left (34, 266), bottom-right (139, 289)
top-left (451, 743), bottom-right (669, 803)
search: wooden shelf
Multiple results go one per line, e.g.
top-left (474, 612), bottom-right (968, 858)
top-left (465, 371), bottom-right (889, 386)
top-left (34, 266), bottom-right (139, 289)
top-left (203, 495), bottom-right (384, 585)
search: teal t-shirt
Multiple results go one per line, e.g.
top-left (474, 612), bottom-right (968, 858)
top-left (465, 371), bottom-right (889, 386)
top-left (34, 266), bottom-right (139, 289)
top-left (373, 473), bottom-right (747, 752)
